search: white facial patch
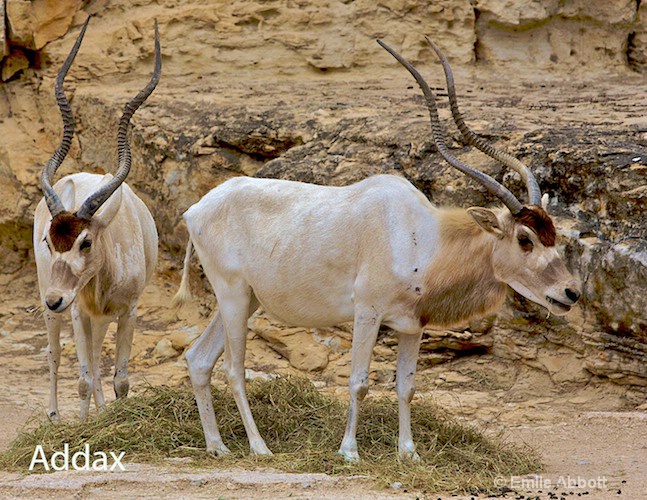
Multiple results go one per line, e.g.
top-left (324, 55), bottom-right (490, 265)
top-left (535, 251), bottom-right (551, 270)
top-left (507, 280), bottom-right (546, 307)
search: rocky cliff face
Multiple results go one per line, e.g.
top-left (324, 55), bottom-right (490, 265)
top-left (0, 0), bottom-right (645, 393)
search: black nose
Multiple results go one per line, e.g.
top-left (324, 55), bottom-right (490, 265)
top-left (565, 288), bottom-right (580, 303)
top-left (46, 297), bottom-right (63, 311)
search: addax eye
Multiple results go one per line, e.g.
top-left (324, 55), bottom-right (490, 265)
top-left (517, 235), bottom-right (533, 252)
top-left (80, 239), bottom-right (92, 252)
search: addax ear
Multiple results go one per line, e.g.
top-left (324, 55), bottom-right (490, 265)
top-left (541, 193), bottom-right (550, 211)
top-left (94, 175), bottom-right (123, 226)
top-left (58, 178), bottom-right (76, 209)
top-left (467, 207), bottom-right (504, 238)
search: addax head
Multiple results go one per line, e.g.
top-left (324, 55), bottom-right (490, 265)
top-left (468, 200), bottom-right (580, 315)
top-left (40, 17), bottom-right (161, 312)
top-left (378, 37), bottom-right (581, 315)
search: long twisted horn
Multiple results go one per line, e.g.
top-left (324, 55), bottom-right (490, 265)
top-left (377, 39), bottom-right (524, 215)
top-left (41, 16), bottom-right (91, 217)
top-left (76, 20), bottom-right (161, 220)
top-left (425, 37), bottom-right (542, 206)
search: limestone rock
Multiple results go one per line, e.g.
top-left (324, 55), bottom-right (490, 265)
top-left (583, 240), bottom-right (647, 336)
top-left (0, 1), bottom-right (8, 58)
top-left (313, 327), bottom-right (352, 353)
top-left (6, 0), bottom-right (83, 50)
top-left (419, 352), bottom-right (455, 368)
top-left (629, 2), bottom-right (647, 72)
top-left (475, 0), bottom-right (637, 70)
top-left (245, 368), bottom-right (279, 381)
top-left (168, 327), bottom-right (201, 352)
top-left (251, 316), bottom-right (329, 372)
top-left (1, 48), bottom-right (29, 81)
top-left (438, 371), bottom-right (472, 384)
top-left (536, 350), bottom-right (590, 384)
top-left (584, 351), bottom-right (647, 387)
top-left (152, 338), bottom-right (179, 361)
top-left (420, 328), bottom-right (493, 352)
top-left (381, 327), bottom-right (492, 369)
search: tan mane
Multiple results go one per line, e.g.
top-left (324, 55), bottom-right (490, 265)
top-left (415, 208), bottom-right (506, 327)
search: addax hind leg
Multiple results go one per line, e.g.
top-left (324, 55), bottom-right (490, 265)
top-left (396, 331), bottom-right (422, 462)
top-left (44, 310), bottom-right (62, 421)
top-left (186, 292), bottom-right (260, 456)
top-left (220, 286), bottom-right (271, 456)
top-left (186, 311), bottom-right (229, 456)
top-left (338, 306), bottom-right (382, 462)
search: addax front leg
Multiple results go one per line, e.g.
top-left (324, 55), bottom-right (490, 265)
top-left (114, 307), bottom-right (136, 399)
top-left (90, 316), bottom-right (110, 411)
top-left (71, 305), bottom-right (93, 421)
top-left (396, 331), bottom-right (422, 461)
top-left (338, 308), bottom-right (381, 462)
top-left (44, 311), bottom-right (62, 421)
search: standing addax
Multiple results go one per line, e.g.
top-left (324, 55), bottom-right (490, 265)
top-left (33, 17), bottom-right (161, 421)
top-left (174, 38), bottom-right (580, 461)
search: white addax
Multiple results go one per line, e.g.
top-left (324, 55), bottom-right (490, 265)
top-left (174, 38), bottom-right (580, 461)
top-left (33, 17), bottom-right (161, 421)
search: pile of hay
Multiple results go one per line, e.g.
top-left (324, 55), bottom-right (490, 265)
top-left (0, 377), bottom-right (539, 493)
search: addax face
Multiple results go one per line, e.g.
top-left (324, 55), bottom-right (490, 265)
top-left (471, 206), bottom-right (581, 316)
top-left (498, 207), bottom-right (580, 315)
top-left (43, 212), bottom-right (101, 313)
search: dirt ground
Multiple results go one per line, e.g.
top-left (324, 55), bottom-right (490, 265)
top-left (0, 268), bottom-right (645, 500)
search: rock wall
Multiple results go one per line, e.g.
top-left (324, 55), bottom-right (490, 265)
top-left (0, 0), bottom-right (645, 392)
top-left (475, 0), bottom-right (642, 70)
top-left (630, 0), bottom-right (647, 70)
top-left (0, 2), bottom-right (7, 59)
top-left (1, 0), bottom-right (646, 83)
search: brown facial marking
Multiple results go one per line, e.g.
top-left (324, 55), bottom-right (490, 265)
top-left (49, 212), bottom-right (91, 252)
top-left (514, 206), bottom-right (556, 247)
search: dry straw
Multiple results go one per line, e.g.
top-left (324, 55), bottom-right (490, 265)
top-left (0, 377), bottom-right (539, 493)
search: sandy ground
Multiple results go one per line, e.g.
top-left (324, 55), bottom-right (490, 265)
top-left (0, 268), bottom-right (645, 499)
